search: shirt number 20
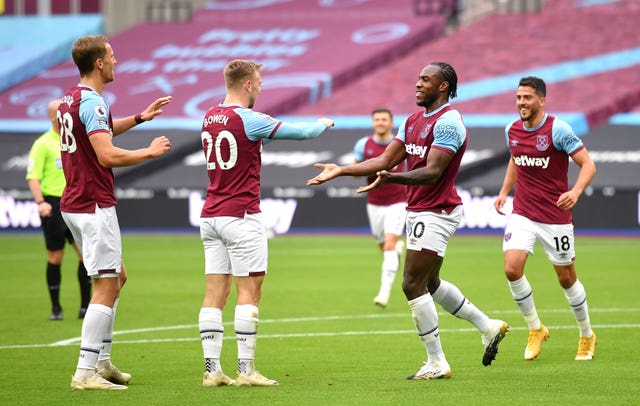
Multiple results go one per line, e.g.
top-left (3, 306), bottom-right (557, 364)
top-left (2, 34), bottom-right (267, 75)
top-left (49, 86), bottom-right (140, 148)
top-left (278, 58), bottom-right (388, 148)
top-left (201, 130), bottom-right (238, 170)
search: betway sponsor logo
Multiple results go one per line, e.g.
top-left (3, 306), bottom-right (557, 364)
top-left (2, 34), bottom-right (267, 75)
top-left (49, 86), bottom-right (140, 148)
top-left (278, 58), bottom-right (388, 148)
top-left (513, 155), bottom-right (550, 169)
top-left (458, 189), bottom-right (510, 229)
top-left (405, 143), bottom-right (428, 159)
top-left (0, 196), bottom-right (41, 228)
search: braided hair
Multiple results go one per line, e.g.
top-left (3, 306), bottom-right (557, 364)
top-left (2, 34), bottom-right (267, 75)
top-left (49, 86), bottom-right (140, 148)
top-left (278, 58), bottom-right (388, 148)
top-left (431, 61), bottom-right (458, 99)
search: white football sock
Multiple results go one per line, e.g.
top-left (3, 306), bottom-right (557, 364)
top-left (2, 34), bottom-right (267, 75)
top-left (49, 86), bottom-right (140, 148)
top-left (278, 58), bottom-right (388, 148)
top-left (408, 294), bottom-right (446, 363)
top-left (235, 304), bottom-right (259, 375)
top-left (432, 279), bottom-right (490, 334)
top-left (200, 307), bottom-right (224, 373)
top-left (74, 304), bottom-right (112, 380)
top-left (378, 250), bottom-right (399, 298)
top-left (563, 280), bottom-right (593, 337)
top-left (97, 298), bottom-right (119, 365)
top-left (509, 276), bottom-right (541, 330)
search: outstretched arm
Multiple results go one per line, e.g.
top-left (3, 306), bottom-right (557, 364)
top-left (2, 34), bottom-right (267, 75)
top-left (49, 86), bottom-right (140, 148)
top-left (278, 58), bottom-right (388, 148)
top-left (270, 118), bottom-right (334, 140)
top-left (113, 96), bottom-right (172, 136)
top-left (307, 140), bottom-right (406, 186)
top-left (389, 147), bottom-right (452, 185)
top-left (357, 147), bottom-right (452, 193)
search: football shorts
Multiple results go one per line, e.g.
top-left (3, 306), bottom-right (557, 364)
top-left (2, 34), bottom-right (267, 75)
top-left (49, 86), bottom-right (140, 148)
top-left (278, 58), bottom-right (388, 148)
top-left (503, 213), bottom-right (575, 265)
top-left (367, 202), bottom-right (406, 244)
top-left (405, 205), bottom-right (462, 257)
top-left (200, 212), bottom-right (268, 277)
top-left (62, 205), bottom-right (122, 277)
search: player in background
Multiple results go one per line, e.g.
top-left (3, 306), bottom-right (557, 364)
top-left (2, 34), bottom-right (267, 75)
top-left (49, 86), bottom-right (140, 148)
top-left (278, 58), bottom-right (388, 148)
top-left (60, 34), bottom-right (173, 390)
top-left (26, 99), bottom-right (91, 321)
top-left (494, 76), bottom-right (597, 361)
top-left (198, 59), bottom-right (334, 388)
top-left (353, 108), bottom-right (406, 308)
top-left (308, 62), bottom-right (508, 380)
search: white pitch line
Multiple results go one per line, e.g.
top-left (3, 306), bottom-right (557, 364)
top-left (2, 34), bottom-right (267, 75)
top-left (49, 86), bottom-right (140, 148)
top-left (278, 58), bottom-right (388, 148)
top-left (77, 323), bottom-right (640, 345)
top-left (49, 306), bottom-right (640, 346)
top-left (1, 322), bottom-right (639, 350)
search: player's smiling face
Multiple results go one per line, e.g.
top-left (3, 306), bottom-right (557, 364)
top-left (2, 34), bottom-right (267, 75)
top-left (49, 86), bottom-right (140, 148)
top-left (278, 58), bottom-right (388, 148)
top-left (516, 85), bottom-right (545, 123)
top-left (372, 112), bottom-right (392, 137)
top-left (415, 65), bottom-right (443, 109)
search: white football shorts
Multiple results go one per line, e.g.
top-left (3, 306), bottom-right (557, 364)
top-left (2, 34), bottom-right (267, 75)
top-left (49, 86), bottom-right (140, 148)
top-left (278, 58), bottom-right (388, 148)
top-left (503, 213), bottom-right (575, 265)
top-left (405, 205), bottom-right (462, 257)
top-left (366, 202), bottom-right (407, 244)
top-left (62, 205), bottom-right (122, 278)
top-left (200, 212), bottom-right (268, 277)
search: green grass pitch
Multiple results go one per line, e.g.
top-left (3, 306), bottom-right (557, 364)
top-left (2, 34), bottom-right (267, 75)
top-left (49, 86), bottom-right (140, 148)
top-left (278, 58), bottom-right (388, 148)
top-left (0, 233), bottom-right (638, 405)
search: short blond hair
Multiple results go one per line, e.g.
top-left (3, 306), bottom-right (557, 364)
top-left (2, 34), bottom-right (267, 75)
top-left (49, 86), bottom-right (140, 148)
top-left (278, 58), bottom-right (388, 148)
top-left (224, 60), bottom-right (263, 89)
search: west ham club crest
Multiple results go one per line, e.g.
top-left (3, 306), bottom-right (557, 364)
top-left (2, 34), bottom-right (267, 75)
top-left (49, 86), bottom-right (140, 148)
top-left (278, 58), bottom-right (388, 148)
top-left (420, 124), bottom-right (432, 139)
top-left (536, 134), bottom-right (550, 151)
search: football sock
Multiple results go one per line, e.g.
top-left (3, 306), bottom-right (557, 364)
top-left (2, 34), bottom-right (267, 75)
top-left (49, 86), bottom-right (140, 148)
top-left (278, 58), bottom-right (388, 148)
top-left (77, 261), bottom-right (91, 310)
top-left (432, 279), bottom-right (490, 333)
top-left (235, 304), bottom-right (259, 374)
top-left (508, 275), bottom-right (541, 330)
top-left (199, 307), bottom-right (224, 373)
top-left (46, 262), bottom-right (62, 310)
top-left (408, 294), bottom-right (446, 363)
top-left (74, 303), bottom-right (112, 379)
top-left (378, 250), bottom-right (399, 297)
top-left (563, 280), bottom-right (593, 337)
top-left (98, 298), bottom-right (119, 364)
top-left (238, 359), bottom-right (255, 376)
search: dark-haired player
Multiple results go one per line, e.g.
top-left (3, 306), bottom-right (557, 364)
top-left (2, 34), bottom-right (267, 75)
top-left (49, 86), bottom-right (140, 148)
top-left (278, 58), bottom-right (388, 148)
top-left (308, 62), bottom-right (509, 380)
top-left (353, 107), bottom-right (406, 308)
top-left (494, 76), bottom-right (597, 361)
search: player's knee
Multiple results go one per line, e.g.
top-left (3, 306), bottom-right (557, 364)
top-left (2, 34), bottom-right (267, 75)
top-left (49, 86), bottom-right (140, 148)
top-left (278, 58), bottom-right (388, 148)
top-left (425, 277), bottom-right (441, 295)
top-left (401, 281), bottom-right (417, 299)
top-left (503, 264), bottom-right (523, 281)
top-left (556, 272), bottom-right (575, 289)
top-left (401, 273), bottom-right (429, 298)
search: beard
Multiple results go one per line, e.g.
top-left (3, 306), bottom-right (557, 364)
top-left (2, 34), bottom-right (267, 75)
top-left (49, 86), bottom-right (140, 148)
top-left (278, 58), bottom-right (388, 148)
top-left (519, 109), bottom-right (536, 122)
top-left (416, 93), bottom-right (438, 108)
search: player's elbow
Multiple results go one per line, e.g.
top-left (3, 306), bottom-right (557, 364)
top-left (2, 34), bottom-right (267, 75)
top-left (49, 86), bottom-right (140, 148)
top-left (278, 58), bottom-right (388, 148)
top-left (417, 169), bottom-right (442, 185)
top-left (96, 154), bottom-right (116, 168)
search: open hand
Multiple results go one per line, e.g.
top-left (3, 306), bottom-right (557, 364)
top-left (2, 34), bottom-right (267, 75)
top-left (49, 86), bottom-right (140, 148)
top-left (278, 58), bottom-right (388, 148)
top-left (357, 170), bottom-right (390, 193)
top-left (141, 96), bottom-right (172, 122)
top-left (307, 163), bottom-right (341, 186)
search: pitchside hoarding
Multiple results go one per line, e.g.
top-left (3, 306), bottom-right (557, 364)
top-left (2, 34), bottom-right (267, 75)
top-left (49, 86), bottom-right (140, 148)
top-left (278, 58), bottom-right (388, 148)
top-left (1, 187), bottom-right (637, 233)
top-left (1, 124), bottom-right (638, 232)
